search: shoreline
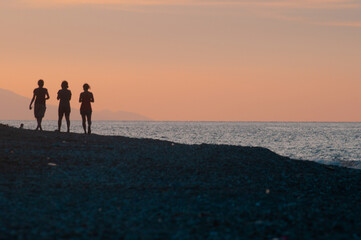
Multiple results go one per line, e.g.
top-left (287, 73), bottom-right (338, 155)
top-left (1, 124), bottom-right (361, 239)
top-left (2, 119), bottom-right (361, 123)
top-left (3, 120), bottom-right (361, 168)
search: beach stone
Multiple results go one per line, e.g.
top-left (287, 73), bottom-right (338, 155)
top-left (1, 124), bottom-right (361, 239)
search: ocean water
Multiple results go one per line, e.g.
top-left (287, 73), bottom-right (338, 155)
top-left (2, 120), bottom-right (361, 169)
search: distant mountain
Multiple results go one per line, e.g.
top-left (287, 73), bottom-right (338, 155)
top-left (0, 88), bottom-right (151, 121)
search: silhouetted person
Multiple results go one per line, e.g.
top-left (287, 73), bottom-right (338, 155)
top-left (57, 80), bottom-right (72, 132)
top-left (79, 83), bottom-right (94, 134)
top-left (29, 79), bottom-right (49, 131)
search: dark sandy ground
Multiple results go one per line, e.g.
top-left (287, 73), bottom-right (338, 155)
top-left (1, 123), bottom-right (361, 239)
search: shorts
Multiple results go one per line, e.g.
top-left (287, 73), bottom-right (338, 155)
top-left (34, 104), bottom-right (46, 119)
top-left (80, 110), bottom-right (92, 118)
top-left (59, 105), bottom-right (71, 117)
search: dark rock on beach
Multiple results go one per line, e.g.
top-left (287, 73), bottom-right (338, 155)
top-left (1, 123), bottom-right (361, 239)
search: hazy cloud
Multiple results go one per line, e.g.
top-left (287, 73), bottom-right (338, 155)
top-left (18, 0), bottom-right (361, 8)
top-left (13, 0), bottom-right (361, 28)
top-left (323, 21), bottom-right (361, 27)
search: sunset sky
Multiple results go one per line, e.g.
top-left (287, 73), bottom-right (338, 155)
top-left (1, 0), bottom-right (360, 121)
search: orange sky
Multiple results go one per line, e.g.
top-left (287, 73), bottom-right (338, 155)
top-left (1, 0), bottom-right (360, 121)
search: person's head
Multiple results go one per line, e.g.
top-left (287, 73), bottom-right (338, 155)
top-left (61, 81), bottom-right (69, 89)
top-left (83, 83), bottom-right (90, 91)
top-left (38, 79), bottom-right (44, 87)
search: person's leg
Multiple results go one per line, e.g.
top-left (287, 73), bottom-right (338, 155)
top-left (38, 105), bottom-right (45, 131)
top-left (58, 111), bottom-right (64, 131)
top-left (34, 105), bottom-right (39, 130)
top-left (87, 112), bottom-right (92, 134)
top-left (65, 112), bottom-right (70, 132)
top-left (36, 117), bottom-right (40, 130)
top-left (38, 117), bottom-right (43, 131)
top-left (81, 114), bottom-right (87, 134)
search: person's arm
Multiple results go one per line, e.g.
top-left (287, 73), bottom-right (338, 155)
top-left (45, 89), bottom-right (50, 100)
top-left (69, 91), bottom-right (72, 101)
top-left (90, 93), bottom-right (94, 103)
top-left (57, 91), bottom-right (60, 100)
top-left (79, 93), bottom-right (82, 103)
top-left (29, 92), bottom-right (35, 110)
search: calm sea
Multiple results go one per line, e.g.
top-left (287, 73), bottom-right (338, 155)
top-left (2, 120), bottom-right (361, 169)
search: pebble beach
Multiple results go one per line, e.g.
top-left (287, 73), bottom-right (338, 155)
top-left (1, 123), bottom-right (361, 239)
